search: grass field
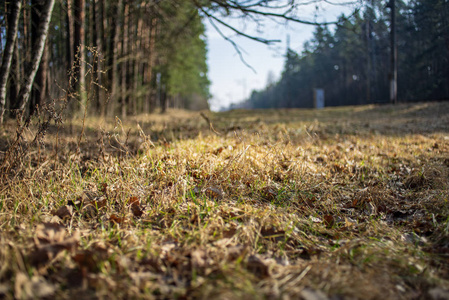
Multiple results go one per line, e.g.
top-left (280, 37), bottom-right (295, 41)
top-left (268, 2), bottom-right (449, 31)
top-left (0, 102), bottom-right (448, 299)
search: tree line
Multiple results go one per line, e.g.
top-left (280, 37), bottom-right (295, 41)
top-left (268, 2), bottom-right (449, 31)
top-left (0, 0), bottom-right (212, 123)
top-left (0, 1), bottom-right (363, 123)
top-left (239, 0), bottom-right (449, 110)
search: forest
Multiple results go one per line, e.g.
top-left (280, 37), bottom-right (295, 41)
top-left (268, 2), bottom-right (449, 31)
top-left (238, 0), bottom-right (449, 109)
top-left (0, 0), bottom-right (211, 124)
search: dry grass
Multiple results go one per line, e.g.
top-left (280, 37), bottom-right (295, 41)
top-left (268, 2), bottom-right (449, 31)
top-left (0, 102), bottom-right (448, 299)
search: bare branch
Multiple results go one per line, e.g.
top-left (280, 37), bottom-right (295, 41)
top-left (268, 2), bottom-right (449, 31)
top-left (201, 8), bottom-right (281, 44)
top-left (207, 17), bottom-right (257, 73)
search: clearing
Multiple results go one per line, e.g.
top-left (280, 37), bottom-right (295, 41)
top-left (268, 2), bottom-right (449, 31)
top-left (0, 102), bottom-right (448, 299)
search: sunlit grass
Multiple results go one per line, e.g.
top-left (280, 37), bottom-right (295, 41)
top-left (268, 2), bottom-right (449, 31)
top-left (0, 102), bottom-right (448, 299)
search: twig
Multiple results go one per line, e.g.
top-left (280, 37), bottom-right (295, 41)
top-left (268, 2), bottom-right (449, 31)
top-left (200, 112), bottom-right (222, 136)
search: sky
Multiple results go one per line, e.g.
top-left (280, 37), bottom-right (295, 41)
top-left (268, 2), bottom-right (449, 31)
top-left (204, 1), bottom-right (360, 111)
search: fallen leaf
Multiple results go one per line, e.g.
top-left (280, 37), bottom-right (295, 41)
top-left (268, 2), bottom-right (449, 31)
top-left (128, 196), bottom-right (140, 206)
top-left (323, 215), bottom-right (334, 227)
top-left (109, 214), bottom-right (125, 224)
top-left (91, 197), bottom-right (108, 209)
top-left (52, 205), bottom-right (73, 219)
top-left (128, 196), bottom-right (143, 217)
top-left (222, 227), bottom-right (238, 238)
top-left (204, 186), bottom-right (223, 200)
top-left (73, 248), bottom-right (107, 273)
top-left (14, 273), bottom-right (55, 300)
top-left (100, 182), bottom-right (108, 194)
top-left (35, 222), bottom-right (67, 244)
top-left (246, 255), bottom-right (270, 278)
top-left (30, 224), bottom-right (80, 267)
top-left (212, 147), bottom-right (224, 155)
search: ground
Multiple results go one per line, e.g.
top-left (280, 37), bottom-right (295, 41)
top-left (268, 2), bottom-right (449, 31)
top-left (0, 102), bottom-right (448, 299)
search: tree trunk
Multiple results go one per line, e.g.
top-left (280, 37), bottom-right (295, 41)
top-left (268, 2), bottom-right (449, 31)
top-left (73, 0), bottom-right (85, 100)
top-left (0, 1), bottom-right (22, 123)
top-left (120, 0), bottom-right (129, 118)
top-left (135, 3), bottom-right (144, 113)
top-left (91, 0), bottom-right (100, 113)
top-left (30, 39), bottom-right (49, 115)
top-left (22, 0), bottom-right (31, 69)
top-left (128, 2), bottom-right (135, 115)
top-left (66, 0), bottom-right (74, 72)
top-left (16, 0), bottom-right (55, 113)
top-left (146, 16), bottom-right (157, 113)
top-left (30, 0), bottom-right (49, 115)
top-left (107, 0), bottom-right (122, 115)
top-left (160, 84), bottom-right (167, 114)
top-left (97, 0), bottom-right (106, 116)
top-left (9, 41), bottom-right (21, 112)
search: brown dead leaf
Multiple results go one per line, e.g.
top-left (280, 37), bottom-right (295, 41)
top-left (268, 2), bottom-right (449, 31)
top-left (14, 273), bottom-right (55, 300)
top-left (73, 248), bottom-right (108, 273)
top-left (223, 226), bottom-right (237, 238)
top-left (100, 182), bottom-right (108, 194)
top-left (30, 223), bottom-right (79, 267)
top-left (323, 215), bottom-right (335, 228)
top-left (128, 196), bottom-right (143, 217)
top-left (109, 214), bottom-right (125, 224)
top-left (91, 197), bottom-right (108, 209)
top-left (315, 155), bottom-right (327, 163)
top-left (81, 191), bottom-right (108, 209)
top-left (34, 223), bottom-right (67, 244)
top-left (212, 147), bottom-right (224, 155)
top-left (131, 205), bottom-right (144, 217)
top-left (204, 186), bottom-right (223, 200)
top-left (52, 205), bottom-right (73, 219)
top-left (128, 196), bottom-right (139, 206)
top-left (246, 255), bottom-right (270, 278)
